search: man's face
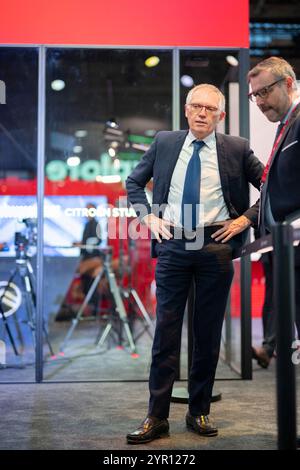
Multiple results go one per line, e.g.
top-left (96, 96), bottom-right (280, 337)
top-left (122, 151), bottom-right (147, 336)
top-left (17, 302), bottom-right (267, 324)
top-left (185, 88), bottom-right (225, 139)
top-left (249, 70), bottom-right (292, 122)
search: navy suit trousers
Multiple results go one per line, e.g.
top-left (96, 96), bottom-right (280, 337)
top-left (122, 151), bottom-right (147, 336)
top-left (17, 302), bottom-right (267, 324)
top-left (148, 230), bottom-right (234, 418)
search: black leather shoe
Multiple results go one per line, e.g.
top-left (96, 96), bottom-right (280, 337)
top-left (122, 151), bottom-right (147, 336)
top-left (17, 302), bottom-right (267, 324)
top-left (186, 412), bottom-right (218, 437)
top-left (127, 416), bottom-right (169, 444)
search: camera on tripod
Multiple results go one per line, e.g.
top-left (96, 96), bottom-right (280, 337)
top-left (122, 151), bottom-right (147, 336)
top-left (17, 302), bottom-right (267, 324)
top-left (14, 218), bottom-right (37, 259)
top-left (1, 218), bottom-right (55, 358)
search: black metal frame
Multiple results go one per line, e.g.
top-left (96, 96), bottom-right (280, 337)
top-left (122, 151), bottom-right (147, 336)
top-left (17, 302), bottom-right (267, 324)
top-left (272, 223), bottom-right (297, 449)
top-left (237, 212), bottom-right (300, 450)
top-left (238, 49), bottom-right (253, 380)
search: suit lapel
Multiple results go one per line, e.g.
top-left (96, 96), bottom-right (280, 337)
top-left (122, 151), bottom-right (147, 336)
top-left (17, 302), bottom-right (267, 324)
top-left (266, 103), bottom-right (300, 179)
top-left (162, 131), bottom-right (188, 201)
top-left (216, 133), bottom-right (231, 208)
top-left (260, 103), bottom-right (300, 232)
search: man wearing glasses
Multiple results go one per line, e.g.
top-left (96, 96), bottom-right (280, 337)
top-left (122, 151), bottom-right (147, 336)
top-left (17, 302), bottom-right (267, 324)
top-left (247, 57), bottom-right (300, 368)
top-left (126, 84), bottom-right (263, 444)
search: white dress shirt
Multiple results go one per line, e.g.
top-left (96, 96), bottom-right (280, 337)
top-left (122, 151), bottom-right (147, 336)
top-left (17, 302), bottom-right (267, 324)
top-left (163, 130), bottom-right (229, 227)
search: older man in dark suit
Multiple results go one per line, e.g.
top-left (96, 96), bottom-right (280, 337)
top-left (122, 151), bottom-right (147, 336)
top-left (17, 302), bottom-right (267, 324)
top-left (247, 57), bottom-right (300, 368)
top-left (126, 84), bottom-right (263, 444)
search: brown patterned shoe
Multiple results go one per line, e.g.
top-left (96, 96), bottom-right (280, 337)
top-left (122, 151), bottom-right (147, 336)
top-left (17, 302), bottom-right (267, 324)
top-left (186, 412), bottom-right (218, 437)
top-left (127, 416), bottom-right (169, 444)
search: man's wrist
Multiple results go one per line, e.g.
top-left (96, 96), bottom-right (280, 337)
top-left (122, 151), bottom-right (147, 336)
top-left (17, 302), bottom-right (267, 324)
top-left (241, 215), bottom-right (252, 227)
top-left (141, 213), bottom-right (153, 224)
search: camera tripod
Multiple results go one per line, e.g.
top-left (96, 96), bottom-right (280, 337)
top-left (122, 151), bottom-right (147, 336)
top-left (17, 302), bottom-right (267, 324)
top-left (117, 209), bottom-right (155, 342)
top-left (59, 247), bottom-right (137, 354)
top-left (0, 280), bottom-right (21, 356)
top-left (0, 252), bottom-right (55, 357)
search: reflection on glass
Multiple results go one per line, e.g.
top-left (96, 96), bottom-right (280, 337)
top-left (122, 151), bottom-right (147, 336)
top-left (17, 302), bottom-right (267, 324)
top-left (229, 260), bottom-right (242, 373)
top-left (0, 47), bottom-right (243, 382)
top-left (0, 47), bottom-right (38, 382)
top-left (180, 50), bottom-right (239, 134)
top-left (44, 48), bottom-right (172, 381)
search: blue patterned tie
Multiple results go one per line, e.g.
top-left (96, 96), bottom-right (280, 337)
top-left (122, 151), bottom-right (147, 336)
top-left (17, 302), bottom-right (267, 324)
top-left (181, 140), bottom-right (205, 230)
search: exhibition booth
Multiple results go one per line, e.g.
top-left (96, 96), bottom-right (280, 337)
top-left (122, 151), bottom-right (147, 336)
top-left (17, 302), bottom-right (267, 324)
top-left (1, 0), bottom-right (263, 384)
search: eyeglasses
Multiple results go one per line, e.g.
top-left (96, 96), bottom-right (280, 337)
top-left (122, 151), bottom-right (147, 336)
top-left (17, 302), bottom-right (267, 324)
top-left (248, 78), bottom-right (285, 102)
top-left (188, 103), bottom-right (219, 114)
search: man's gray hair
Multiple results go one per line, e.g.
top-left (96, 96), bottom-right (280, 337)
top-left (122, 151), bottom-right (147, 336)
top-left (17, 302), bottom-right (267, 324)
top-left (185, 84), bottom-right (226, 112)
top-left (248, 56), bottom-right (298, 91)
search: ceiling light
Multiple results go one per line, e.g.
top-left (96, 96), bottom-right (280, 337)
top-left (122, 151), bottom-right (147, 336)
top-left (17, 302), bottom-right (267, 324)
top-left (108, 148), bottom-right (116, 157)
top-left (145, 56), bottom-right (160, 68)
top-left (66, 156), bottom-right (80, 167)
top-left (226, 55), bottom-right (239, 67)
top-left (73, 145), bottom-right (83, 154)
top-left (104, 128), bottom-right (123, 137)
top-left (110, 141), bottom-right (119, 148)
top-left (180, 75), bottom-right (194, 87)
top-left (75, 130), bottom-right (88, 138)
top-left (106, 119), bottom-right (119, 128)
top-left (51, 79), bottom-right (65, 91)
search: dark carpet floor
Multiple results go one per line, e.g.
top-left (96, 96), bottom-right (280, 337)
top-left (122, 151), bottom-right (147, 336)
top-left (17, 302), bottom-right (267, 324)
top-left (0, 359), bottom-right (299, 450)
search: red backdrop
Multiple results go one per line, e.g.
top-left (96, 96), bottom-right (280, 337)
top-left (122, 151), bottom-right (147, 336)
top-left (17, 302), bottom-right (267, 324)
top-left (1, 0), bottom-right (249, 47)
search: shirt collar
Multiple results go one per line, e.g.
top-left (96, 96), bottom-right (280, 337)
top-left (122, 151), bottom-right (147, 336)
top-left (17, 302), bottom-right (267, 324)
top-left (187, 130), bottom-right (216, 150)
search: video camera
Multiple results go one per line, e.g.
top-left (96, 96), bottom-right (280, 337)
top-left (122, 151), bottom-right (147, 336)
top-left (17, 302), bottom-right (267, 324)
top-left (14, 218), bottom-right (37, 259)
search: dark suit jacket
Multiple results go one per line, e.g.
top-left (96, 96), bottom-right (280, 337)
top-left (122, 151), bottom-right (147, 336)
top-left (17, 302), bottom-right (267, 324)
top-left (260, 104), bottom-right (300, 266)
top-left (262, 104), bottom-right (300, 225)
top-left (126, 130), bottom-right (264, 257)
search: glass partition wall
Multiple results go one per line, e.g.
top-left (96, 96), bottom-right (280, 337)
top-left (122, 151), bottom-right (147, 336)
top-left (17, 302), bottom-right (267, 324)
top-left (0, 46), bottom-right (250, 382)
top-left (0, 47), bottom-right (39, 381)
top-left (43, 48), bottom-right (172, 381)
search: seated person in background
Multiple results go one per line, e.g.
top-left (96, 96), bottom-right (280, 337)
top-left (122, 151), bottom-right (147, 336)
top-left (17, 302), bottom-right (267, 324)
top-left (73, 203), bottom-right (104, 316)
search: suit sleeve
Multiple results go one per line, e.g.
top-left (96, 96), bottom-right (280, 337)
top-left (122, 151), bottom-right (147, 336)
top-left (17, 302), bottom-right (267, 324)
top-left (126, 138), bottom-right (157, 219)
top-left (242, 141), bottom-right (264, 225)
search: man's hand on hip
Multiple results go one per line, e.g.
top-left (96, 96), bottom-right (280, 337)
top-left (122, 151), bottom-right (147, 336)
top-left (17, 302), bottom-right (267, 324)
top-left (142, 214), bottom-right (174, 243)
top-left (211, 216), bottom-right (251, 243)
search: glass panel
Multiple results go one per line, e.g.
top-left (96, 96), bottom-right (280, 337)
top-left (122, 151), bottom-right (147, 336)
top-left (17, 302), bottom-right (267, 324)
top-left (44, 48), bottom-right (172, 380)
top-left (251, 257), bottom-right (266, 360)
top-left (180, 50), bottom-right (240, 134)
top-left (229, 260), bottom-right (242, 373)
top-left (179, 50), bottom-right (241, 379)
top-left (0, 47), bottom-right (38, 381)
